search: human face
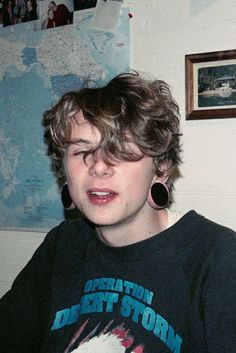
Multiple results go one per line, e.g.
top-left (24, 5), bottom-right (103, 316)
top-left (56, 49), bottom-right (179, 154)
top-left (48, 10), bottom-right (54, 19)
top-left (49, 2), bottom-right (56, 11)
top-left (64, 112), bottom-right (159, 242)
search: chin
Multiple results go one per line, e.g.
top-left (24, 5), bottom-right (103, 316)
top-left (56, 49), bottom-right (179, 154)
top-left (84, 212), bottom-right (120, 227)
top-left (88, 218), bottom-right (118, 227)
top-left (78, 203), bottom-right (124, 227)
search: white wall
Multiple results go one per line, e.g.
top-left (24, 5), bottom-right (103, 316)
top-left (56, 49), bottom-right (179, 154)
top-left (131, 0), bottom-right (236, 230)
top-left (0, 231), bottom-right (45, 298)
top-left (1, 0), bottom-right (236, 297)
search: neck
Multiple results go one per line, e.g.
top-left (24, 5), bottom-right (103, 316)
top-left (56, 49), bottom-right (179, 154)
top-left (96, 208), bottom-right (168, 247)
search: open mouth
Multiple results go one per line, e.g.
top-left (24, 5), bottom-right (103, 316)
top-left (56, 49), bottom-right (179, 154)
top-left (87, 189), bottom-right (118, 204)
top-left (90, 191), bottom-right (113, 196)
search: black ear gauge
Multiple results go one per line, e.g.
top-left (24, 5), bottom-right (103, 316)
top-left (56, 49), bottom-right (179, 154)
top-left (61, 184), bottom-right (75, 209)
top-left (150, 182), bottom-right (170, 209)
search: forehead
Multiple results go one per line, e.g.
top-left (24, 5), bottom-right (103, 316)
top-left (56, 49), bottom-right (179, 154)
top-left (70, 111), bottom-right (100, 144)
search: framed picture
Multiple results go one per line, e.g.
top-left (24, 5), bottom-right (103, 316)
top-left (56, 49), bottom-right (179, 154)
top-left (185, 49), bottom-right (236, 120)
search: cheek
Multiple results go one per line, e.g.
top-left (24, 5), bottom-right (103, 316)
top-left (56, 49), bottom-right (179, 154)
top-left (64, 153), bottom-right (80, 173)
top-left (126, 169), bottom-right (154, 197)
top-left (63, 159), bottom-right (79, 182)
top-left (132, 162), bottom-right (155, 184)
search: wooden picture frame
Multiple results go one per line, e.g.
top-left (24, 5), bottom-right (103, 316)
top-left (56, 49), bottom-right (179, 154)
top-left (185, 49), bottom-right (236, 120)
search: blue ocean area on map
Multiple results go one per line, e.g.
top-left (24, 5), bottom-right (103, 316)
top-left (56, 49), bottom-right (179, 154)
top-left (0, 8), bottom-right (130, 231)
top-left (51, 74), bottom-right (83, 97)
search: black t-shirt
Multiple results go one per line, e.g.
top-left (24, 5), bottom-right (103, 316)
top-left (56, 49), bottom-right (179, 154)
top-left (0, 210), bottom-right (236, 353)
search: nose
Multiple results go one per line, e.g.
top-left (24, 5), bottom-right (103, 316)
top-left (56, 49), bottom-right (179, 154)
top-left (88, 151), bottom-right (114, 178)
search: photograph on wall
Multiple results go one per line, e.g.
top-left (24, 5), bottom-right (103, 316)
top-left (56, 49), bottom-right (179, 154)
top-left (186, 49), bottom-right (236, 120)
top-left (2, 0), bottom-right (39, 27)
top-left (0, 5), bottom-right (130, 231)
top-left (197, 63), bottom-right (236, 108)
top-left (73, 0), bottom-right (97, 12)
top-left (40, 0), bottom-right (74, 30)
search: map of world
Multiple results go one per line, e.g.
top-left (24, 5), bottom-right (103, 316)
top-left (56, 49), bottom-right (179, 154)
top-left (0, 8), bottom-right (130, 231)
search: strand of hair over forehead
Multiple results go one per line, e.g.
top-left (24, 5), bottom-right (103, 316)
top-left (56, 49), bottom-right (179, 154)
top-left (48, 91), bottom-right (81, 147)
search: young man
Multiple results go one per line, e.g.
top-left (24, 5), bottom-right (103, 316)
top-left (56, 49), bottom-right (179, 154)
top-left (0, 72), bottom-right (235, 353)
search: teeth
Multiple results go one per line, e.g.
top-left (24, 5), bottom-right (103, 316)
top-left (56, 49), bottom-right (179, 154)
top-left (91, 191), bottom-right (112, 196)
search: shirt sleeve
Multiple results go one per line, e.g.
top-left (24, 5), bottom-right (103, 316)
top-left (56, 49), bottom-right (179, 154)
top-left (202, 230), bottom-right (236, 352)
top-left (0, 227), bottom-right (58, 353)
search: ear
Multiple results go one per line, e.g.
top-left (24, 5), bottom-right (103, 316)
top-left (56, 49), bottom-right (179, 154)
top-left (154, 161), bottom-right (170, 183)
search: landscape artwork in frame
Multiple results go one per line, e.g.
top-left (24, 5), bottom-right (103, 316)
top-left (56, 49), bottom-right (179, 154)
top-left (185, 49), bottom-right (236, 120)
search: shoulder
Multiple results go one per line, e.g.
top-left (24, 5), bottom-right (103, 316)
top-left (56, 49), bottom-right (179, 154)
top-left (58, 4), bottom-right (68, 10)
top-left (176, 210), bottom-right (235, 249)
top-left (174, 211), bottom-right (236, 280)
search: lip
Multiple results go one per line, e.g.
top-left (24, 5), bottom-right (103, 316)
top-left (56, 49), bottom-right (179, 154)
top-left (86, 188), bottom-right (118, 205)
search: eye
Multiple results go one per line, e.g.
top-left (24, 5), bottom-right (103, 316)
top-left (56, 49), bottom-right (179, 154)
top-left (73, 150), bottom-right (87, 156)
